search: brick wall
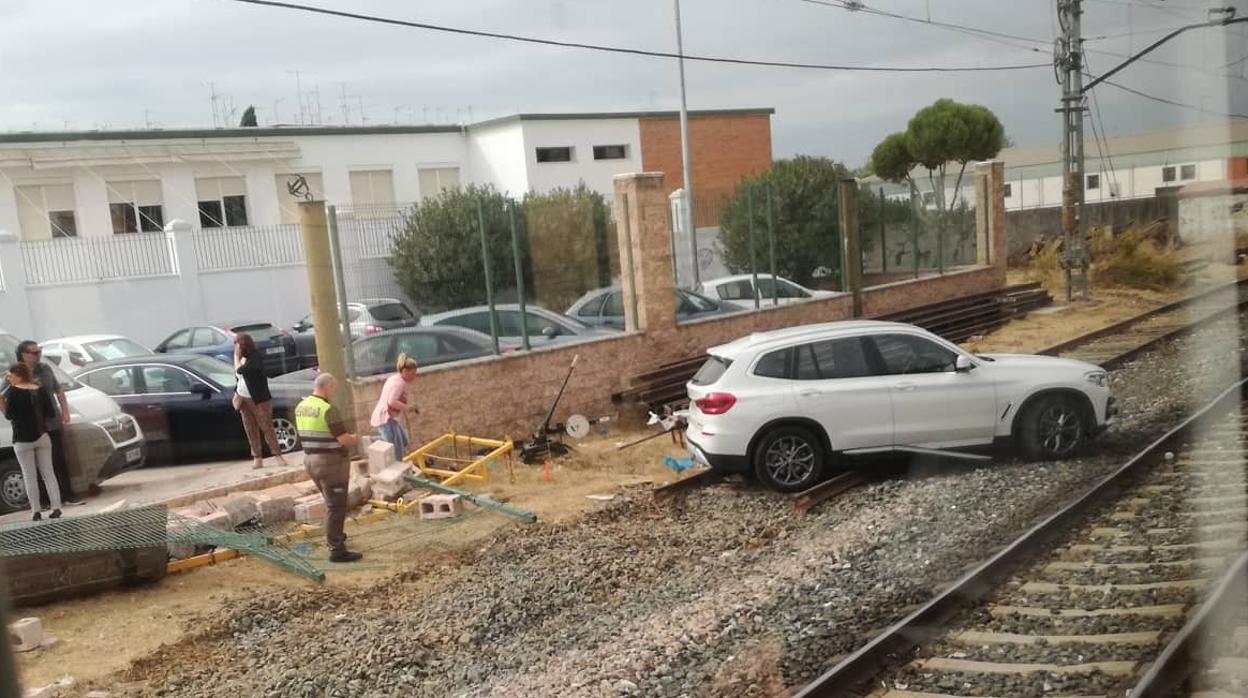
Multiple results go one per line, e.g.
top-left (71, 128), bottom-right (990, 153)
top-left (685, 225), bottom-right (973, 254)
top-left (348, 166), bottom-right (1009, 446)
top-left (638, 113), bottom-right (773, 226)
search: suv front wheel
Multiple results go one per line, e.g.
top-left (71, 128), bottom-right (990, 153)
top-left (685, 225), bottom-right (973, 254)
top-left (753, 425), bottom-right (826, 493)
top-left (1019, 394), bottom-right (1088, 460)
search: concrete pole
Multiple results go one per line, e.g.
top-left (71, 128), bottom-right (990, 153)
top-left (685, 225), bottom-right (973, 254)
top-left (325, 204), bottom-right (356, 381)
top-left (297, 200), bottom-right (351, 419)
top-left (674, 0), bottom-right (699, 287)
top-left (839, 179), bottom-right (862, 318)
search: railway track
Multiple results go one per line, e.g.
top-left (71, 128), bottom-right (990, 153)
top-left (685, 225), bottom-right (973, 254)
top-left (793, 378), bottom-right (1248, 698)
top-left (1039, 277), bottom-right (1248, 369)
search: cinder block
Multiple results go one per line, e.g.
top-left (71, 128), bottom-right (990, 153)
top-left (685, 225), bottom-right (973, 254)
top-left (367, 439), bottom-right (397, 475)
top-left (8, 617), bottom-right (42, 652)
top-left (294, 494), bottom-right (326, 523)
top-left (419, 494), bottom-right (462, 520)
top-left (256, 493), bottom-right (295, 523)
top-left (348, 477), bottom-right (372, 507)
top-left (220, 494), bottom-right (260, 526)
top-left (371, 464), bottom-right (411, 501)
top-left (195, 510), bottom-right (233, 530)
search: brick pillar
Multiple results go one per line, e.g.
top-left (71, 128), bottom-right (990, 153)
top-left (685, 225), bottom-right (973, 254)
top-left (975, 160), bottom-right (1008, 274)
top-left (613, 172), bottom-right (677, 334)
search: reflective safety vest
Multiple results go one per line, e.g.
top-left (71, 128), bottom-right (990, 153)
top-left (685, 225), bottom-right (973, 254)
top-left (295, 395), bottom-right (344, 456)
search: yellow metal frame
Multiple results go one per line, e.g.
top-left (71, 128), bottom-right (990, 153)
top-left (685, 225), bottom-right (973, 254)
top-left (403, 432), bottom-right (514, 487)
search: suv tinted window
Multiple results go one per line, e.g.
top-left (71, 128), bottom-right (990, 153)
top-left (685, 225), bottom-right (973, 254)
top-left (691, 355), bottom-right (732, 386)
top-left (795, 338), bottom-right (872, 380)
top-left (440, 312), bottom-right (493, 334)
top-left (754, 348), bottom-right (791, 379)
top-left (872, 334), bottom-right (957, 375)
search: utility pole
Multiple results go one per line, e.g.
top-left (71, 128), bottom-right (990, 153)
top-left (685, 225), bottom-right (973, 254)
top-left (1056, 0), bottom-right (1089, 301)
top-left (674, 0), bottom-right (699, 287)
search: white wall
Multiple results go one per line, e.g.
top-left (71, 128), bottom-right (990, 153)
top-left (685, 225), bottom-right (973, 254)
top-left (288, 132), bottom-right (469, 206)
top-left (466, 122), bottom-right (529, 196)
top-left (520, 118), bottom-right (642, 195)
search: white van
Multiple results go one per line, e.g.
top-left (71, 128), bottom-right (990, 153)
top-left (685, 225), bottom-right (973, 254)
top-left (0, 331), bottom-right (147, 513)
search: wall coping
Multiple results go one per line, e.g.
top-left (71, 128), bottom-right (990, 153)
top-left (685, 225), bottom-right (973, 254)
top-left (862, 265), bottom-right (992, 294)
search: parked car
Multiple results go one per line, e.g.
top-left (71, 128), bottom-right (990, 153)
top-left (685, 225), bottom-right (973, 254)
top-left (695, 274), bottom-right (839, 306)
top-left (285, 326), bottom-right (497, 381)
top-left (685, 320), bottom-right (1115, 493)
top-left (75, 354), bottom-right (312, 464)
top-left (420, 304), bottom-right (614, 348)
top-left (42, 334), bottom-right (153, 372)
top-left (567, 286), bottom-right (742, 329)
top-left (291, 299), bottom-right (421, 368)
top-left (154, 321), bottom-right (298, 377)
top-left (0, 331), bottom-right (147, 514)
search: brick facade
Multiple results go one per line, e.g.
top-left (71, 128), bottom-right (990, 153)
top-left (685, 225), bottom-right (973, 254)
top-left (349, 166), bottom-right (1010, 446)
top-left (638, 113), bottom-right (773, 226)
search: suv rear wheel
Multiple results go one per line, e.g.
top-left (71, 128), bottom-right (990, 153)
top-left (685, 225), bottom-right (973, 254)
top-left (753, 425), bottom-right (826, 493)
top-left (0, 457), bottom-right (28, 514)
top-left (1019, 394), bottom-right (1088, 460)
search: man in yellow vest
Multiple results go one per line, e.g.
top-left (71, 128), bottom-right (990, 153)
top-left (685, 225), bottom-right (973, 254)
top-left (295, 372), bottom-right (361, 563)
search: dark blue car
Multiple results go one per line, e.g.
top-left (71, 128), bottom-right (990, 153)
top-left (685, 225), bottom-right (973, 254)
top-left (153, 321), bottom-right (299, 377)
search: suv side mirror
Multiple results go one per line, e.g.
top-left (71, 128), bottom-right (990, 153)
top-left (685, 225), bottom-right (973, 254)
top-left (955, 355), bottom-right (976, 373)
top-left (541, 326), bottom-right (560, 339)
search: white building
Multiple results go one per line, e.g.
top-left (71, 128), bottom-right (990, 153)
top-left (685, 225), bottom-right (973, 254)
top-left (0, 108), bottom-right (772, 241)
top-left (877, 121), bottom-right (1248, 212)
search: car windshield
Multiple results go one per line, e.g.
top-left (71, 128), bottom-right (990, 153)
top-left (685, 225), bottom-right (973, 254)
top-left (369, 303), bottom-right (415, 322)
top-left (185, 356), bottom-right (237, 388)
top-left (84, 337), bottom-right (151, 361)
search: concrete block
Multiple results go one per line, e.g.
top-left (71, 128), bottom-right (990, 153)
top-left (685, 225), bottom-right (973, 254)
top-left (294, 480), bottom-right (320, 496)
top-left (348, 477), bottom-right (372, 507)
top-left (419, 494), bottom-right (463, 520)
top-left (294, 494), bottom-right (326, 523)
top-left (367, 439), bottom-right (397, 475)
top-left (221, 494), bottom-right (260, 527)
top-left (371, 464), bottom-right (411, 501)
top-left (195, 510), bottom-right (233, 530)
top-left (255, 493), bottom-right (296, 523)
top-left (8, 617), bottom-right (43, 652)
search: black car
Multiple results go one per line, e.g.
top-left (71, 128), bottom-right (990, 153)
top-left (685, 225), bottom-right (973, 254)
top-left (154, 321), bottom-right (299, 377)
top-left (284, 326), bottom-right (495, 380)
top-left (75, 354), bottom-right (312, 464)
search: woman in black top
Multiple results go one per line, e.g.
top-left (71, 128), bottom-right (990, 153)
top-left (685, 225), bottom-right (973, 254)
top-left (233, 334), bottom-right (288, 469)
top-left (1, 363), bottom-right (62, 520)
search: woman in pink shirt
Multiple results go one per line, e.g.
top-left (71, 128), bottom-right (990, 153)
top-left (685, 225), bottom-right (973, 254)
top-left (370, 353), bottom-right (418, 460)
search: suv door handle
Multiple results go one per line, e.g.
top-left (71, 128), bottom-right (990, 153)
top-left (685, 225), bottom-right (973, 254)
top-left (799, 389), bottom-right (823, 397)
top-left (893, 382), bottom-right (917, 392)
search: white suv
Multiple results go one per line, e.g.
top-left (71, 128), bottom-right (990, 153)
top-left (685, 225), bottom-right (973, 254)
top-left (685, 321), bottom-right (1114, 492)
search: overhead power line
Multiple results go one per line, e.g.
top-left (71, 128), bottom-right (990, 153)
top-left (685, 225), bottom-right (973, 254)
top-left (1092, 75), bottom-right (1248, 119)
top-left (221, 0), bottom-right (1049, 73)
top-left (798, 0), bottom-right (1050, 53)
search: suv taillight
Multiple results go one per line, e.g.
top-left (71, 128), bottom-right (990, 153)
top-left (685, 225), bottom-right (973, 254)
top-left (366, 325), bottom-right (383, 336)
top-left (695, 392), bottom-right (736, 415)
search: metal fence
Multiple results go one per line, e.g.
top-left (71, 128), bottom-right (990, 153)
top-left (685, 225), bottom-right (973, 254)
top-left (858, 186), bottom-right (980, 278)
top-left (19, 232), bottom-right (178, 286)
top-left (338, 205), bottom-right (408, 260)
top-left (191, 224), bottom-right (304, 272)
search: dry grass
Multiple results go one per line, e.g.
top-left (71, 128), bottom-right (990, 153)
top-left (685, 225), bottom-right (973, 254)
top-left (1024, 224), bottom-right (1182, 295)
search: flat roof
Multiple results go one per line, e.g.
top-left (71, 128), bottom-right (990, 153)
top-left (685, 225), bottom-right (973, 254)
top-left (0, 108), bottom-right (775, 144)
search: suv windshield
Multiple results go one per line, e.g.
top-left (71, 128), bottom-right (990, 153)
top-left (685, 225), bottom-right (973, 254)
top-left (369, 303), bottom-right (415, 322)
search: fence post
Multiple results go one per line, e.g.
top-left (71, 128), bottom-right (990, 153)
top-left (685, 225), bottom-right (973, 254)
top-left (477, 200), bottom-right (501, 355)
top-left (766, 185), bottom-right (778, 307)
top-left (747, 186), bottom-right (759, 310)
top-left (910, 191), bottom-right (920, 279)
top-left (878, 187), bottom-right (888, 274)
top-left (297, 201), bottom-right (352, 421)
top-left (326, 205), bottom-right (356, 381)
top-left (166, 218), bottom-right (204, 330)
top-left (508, 202), bottom-right (531, 352)
top-left (839, 179), bottom-right (862, 318)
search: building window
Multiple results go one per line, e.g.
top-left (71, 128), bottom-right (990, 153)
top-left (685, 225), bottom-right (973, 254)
top-left (418, 167), bottom-right (460, 200)
top-left (536, 146), bottom-right (573, 163)
top-left (1162, 166), bottom-right (1176, 183)
top-left (1003, 183), bottom-right (1013, 198)
top-left (592, 145), bottom-right (627, 160)
top-left (1180, 164), bottom-right (1197, 180)
top-left (195, 177), bottom-right (248, 228)
top-left (14, 183), bottom-right (77, 240)
top-left (348, 169), bottom-right (396, 215)
top-left (107, 180), bottom-right (164, 233)
top-left (275, 173), bottom-right (324, 224)
top-left (1086, 174), bottom-right (1100, 191)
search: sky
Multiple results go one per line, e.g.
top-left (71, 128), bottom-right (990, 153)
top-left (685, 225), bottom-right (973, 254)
top-left (0, 0), bottom-right (1244, 166)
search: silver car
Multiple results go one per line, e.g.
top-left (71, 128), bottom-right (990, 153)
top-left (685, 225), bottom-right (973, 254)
top-left (419, 304), bottom-right (615, 348)
top-left (567, 286), bottom-right (743, 329)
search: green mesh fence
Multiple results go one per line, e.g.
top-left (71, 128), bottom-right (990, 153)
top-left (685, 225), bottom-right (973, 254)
top-left (0, 505), bottom-right (324, 582)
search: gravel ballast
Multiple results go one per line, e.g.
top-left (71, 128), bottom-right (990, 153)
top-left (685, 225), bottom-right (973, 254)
top-left (112, 311), bottom-right (1246, 698)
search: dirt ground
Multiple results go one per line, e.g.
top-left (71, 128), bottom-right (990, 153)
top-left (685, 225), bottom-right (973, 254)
top-left (12, 427), bottom-right (690, 689)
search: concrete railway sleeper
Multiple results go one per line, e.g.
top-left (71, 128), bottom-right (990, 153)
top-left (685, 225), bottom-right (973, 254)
top-left (792, 377), bottom-right (1248, 698)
